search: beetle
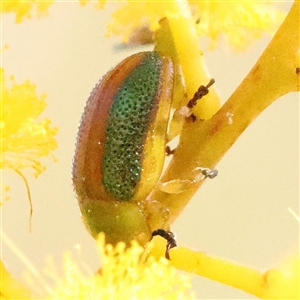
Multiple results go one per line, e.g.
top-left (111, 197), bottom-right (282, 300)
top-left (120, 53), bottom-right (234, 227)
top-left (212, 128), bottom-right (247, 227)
top-left (72, 51), bottom-right (215, 258)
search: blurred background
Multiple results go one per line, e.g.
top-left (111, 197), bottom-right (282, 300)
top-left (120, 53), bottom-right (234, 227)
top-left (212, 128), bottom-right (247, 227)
top-left (2, 2), bottom-right (298, 299)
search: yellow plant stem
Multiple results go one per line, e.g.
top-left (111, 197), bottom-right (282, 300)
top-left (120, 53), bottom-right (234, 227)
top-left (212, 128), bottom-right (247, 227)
top-left (149, 0), bottom-right (299, 228)
top-left (150, 239), bottom-right (262, 297)
top-left (150, 238), bottom-right (299, 299)
top-left (152, 0), bottom-right (220, 118)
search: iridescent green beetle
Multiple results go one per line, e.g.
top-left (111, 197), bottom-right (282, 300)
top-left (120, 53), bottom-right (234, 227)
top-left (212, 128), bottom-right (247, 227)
top-left (72, 51), bottom-right (215, 258)
top-left (73, 52), bottom-right (174, 247)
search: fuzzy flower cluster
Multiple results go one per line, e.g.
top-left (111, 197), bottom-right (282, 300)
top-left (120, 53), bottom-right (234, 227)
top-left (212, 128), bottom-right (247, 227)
top-left (50, 234), bottom-right (194, 299)
top-left (1, 0), bottom-right (54, 23)
top-left (1, 68), bottom-right (58, 177)
top-left (90, 1), bottom-right (285, 50)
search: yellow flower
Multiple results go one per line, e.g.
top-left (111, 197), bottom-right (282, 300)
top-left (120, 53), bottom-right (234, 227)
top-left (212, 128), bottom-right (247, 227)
top-left (1, 0), bottom-right (54, 23)
top-left (0, 233), bottom-right (193, 299)
top-left (79, 0), bottom-right (105, 10)
top-left (191, 1), bottom-right (285, 50)
top-left (1, 68), bottom-right (58, 178)
top-left (50, 234), bottom-right (194, 299)
top-left (100, 1), bottom-right (285, 50)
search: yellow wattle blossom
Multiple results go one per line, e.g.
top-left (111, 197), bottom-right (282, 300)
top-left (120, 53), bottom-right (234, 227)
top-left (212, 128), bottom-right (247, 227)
top-left (101, 1), bottom-right (285, 50)
top-left (1, 0), bottom-right (54, 23)
top-left (190, 1), bottom-right (285, 50)
top-left (0, 233), bottom-right (193, 299)
top-left (49, 234), bottom-right (194, 299)
top-left (79, 0), bottom-right (105, 10)
top-left (1, 68), bottom-right (58, 178)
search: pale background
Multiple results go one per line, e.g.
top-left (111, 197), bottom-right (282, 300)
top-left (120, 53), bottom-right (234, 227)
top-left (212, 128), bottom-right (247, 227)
top-left (2, 2), bottom-right (299, 299)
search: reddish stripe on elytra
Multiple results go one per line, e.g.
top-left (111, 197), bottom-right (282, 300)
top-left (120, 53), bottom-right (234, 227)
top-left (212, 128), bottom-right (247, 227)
top-left (73, 54), bottom-right (146, 202)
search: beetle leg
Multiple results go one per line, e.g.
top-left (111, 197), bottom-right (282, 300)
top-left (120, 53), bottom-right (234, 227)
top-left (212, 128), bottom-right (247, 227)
top-left (187, 78), bottom-right (215, 109)
top-left (188, 113), bottom-right (197, 122)
top-left (197, 167), bottom-right (218, 179)
top-left (165, 145), bottom-right (176, 156)
top-left (176, 79), bottom-right (215, 122)
top-left (151, 229), bottom-right (177, 260)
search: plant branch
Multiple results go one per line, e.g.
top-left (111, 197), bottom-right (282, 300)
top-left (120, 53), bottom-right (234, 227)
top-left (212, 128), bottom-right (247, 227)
top-left (150, 238), bottom-right (299, 299)
top-left (148, 0), bottom-right (299, 229)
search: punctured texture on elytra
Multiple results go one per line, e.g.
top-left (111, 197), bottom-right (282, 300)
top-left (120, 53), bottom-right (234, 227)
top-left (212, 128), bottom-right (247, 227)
top-left (72, 51), bottom-right (174, 245)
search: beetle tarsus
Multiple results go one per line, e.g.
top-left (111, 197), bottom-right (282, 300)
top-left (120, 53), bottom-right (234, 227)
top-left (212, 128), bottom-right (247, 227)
top-left (151, 229), bottom-right (177, 260)
top-left (199, 167), bottom-right (218, 179)
top-left (187, 78), bottom-right (215, 109)
top-left (190, 113), bottom-right (197, 122)
top-left (165, 146), bottom-right (175, 156)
